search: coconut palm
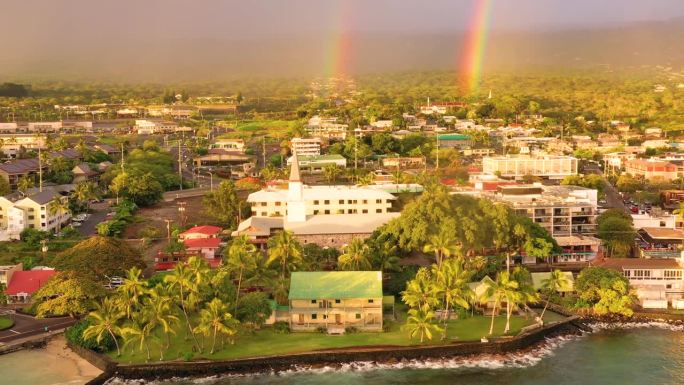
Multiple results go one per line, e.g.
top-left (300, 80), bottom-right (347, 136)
top-left (404, 308), bottom-right (443, 343)
top-left (245, 254), bottom-right (277, 289)
top-left (323, 164), bottom-right (342, 184)
top-left (48, 197), bottom-right (70, 233)
top-left (402, 268), bottom-right (440, 311)
top-left (83, 297), bottom-right (124, 356)
top-left (432, 259), bottom-right (473, 339)
top-left (423, 228), bottom-right (461, 266)
top-left (193, 298), bottom-right (238, 354)
top-left (118, 266), bottom-right (147, 320)
top-left (539, 269), bottom-right (571, 321)
top-left (144, 287), bottom-right (179, 357)
top-left (164, 262), bottom-right (202, 352)
top-left (505, 267), bottom-right (539, 333)
top-left (17, 175), bottom-right (34, 196)
top-left (73, 181), bottom-right (98, 211)
top-left (267, 230), bottom-right (303, 279)
top-left (122, 317), bottom-right (154, 361)
top-left (356, 172), bottom-right (375, 186)
top-left (272, 276), bottom-right (290, 305)
top-left (224, 235), bottom-right (257, 313)
top-left (483, 272), bottom-right (518, 336)
top-left (337, 238), bottom-right (373, 271)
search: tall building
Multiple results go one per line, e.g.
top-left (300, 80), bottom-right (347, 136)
top-left (482, 155), bottom-right (579, 180)
top-left (290, 137), bottom-right (322, 157)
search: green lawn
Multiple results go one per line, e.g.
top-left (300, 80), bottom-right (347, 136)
top-left (0, 316), bottom-right (14, 331)
top-left (112, 311), bottom-right (566, 364)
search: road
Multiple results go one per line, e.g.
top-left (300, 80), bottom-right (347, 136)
top-left (584, 163), bottom-right (628, 212)
top-left (76, 202), bottom-right (111, 236)
top-left (0, 311), bottom-right (76, 345)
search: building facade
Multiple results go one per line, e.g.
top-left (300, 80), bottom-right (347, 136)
top-left (290, 137), bottom-right (322, 157)
top-left (482, 155), bottom-right (579, 180)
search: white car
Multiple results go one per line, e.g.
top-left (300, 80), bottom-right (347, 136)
top-left (71, 222), bottom-right (82, 227)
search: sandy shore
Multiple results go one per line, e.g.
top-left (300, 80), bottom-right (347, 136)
top-left (0, 335), bottom-right (102, 385)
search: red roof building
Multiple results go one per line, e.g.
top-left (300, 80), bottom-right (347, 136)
top-left (6, 270), bottom-right (56, 303)
top-left (179, 225), bottom-right (222, 240)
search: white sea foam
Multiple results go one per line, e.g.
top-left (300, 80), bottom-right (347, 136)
top-left (105, 334), bottom-right (584, 384)
top-left (587, 321), bottom-right (684, 332)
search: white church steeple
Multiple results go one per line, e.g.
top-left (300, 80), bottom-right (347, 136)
top-left (287, 151), bottom-right (307, 222)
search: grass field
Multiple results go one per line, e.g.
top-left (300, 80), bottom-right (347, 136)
top-left (112, 311), bottom-right (566, 363)
top-left (0, 316), bottom-right (14, 331)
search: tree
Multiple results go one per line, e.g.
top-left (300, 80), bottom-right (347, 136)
top-left (164, 261), bottom-right (202, 352)
top-left (144, 287), bottom-right (179, 355)
top-left (423, 226), bottom-right (461, 266)
top-left (17, 175), bottom-right (34, 195)
top-left (202, 180), bottom-right (243, 229)
top-left (432, 259), bottom-right (473, 339)
top-left (73, 181), bottom-right (98, 211)
top-left (51, 236), bottom-right (146, 282)
top-left (194, 298), bottom-right (238, 354)
top-left (267, 230), bottom-right (303, 279)
top-left (368, 233), bottom-right (402, 272)
top-left (483, 271), bottom-right (518, 336)
top-left (561, 174), bottom-right (605, 199)
top-left (236, 292), bottom-right (272, 328)
top-left (83, 297), bottom-right (124, 356)
top-left (507, 267), bottom-right (538, 333)
top-left (122, 317), bottom-right (154, 361)
top-left (337, 238), bottom-right (373, 271)
top-left (404, 308), bottom-right (443, 343)
top-left (322, 164), bottom-right (342, 184)
top-left (539, 269), bottom-right (571, 321)
top-left (48, 197), bottom-right (70, 233)
top-left (597, 212), bottom-right (635, 258)
top-left (616, 174), bottom-right (643, 194)
top-left (0, 177), bottom-right (10, 196)
top-left (224, 235), bottom-right (257, 313)
top-left (117, 267), bottom-right (147, 320)
top-left (575, 267), bottom-right (635, 316)
top-left (402, 268), bottom-right (439, 311)
top-left (33, 272), bottom-right (105, 318)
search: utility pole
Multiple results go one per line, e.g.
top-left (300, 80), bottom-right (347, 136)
top-left (38, 147), bottom-right (43, 192)
top-left (436, 135), bottom-right (440, 170)
top-left (178, 136), bottom-right (183, 191)
top-left (262, 136), bottom-right (266, 168)
top-left (164, 219), bottom-right (173, 242)
top-left (178, 201), bottom-right (187, 228)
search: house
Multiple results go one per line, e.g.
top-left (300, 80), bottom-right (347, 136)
top-left (624, 159), bottom-right (679, 181)
top-left (0, 158), bottom-right (44, 190)
top-left (288, 271), bottom-right (383, 332)
top-left (5, 269), bottom-right (56, 303)
top-left (636, 227), bottom-right (684, 259)
top-left (183, 238), bottom-right (222, 261)
top-left (0, 263), bottom-right (22, 286)
top-left (531, 272), bottom-right (575, 294)
top-left (194, 149), bottom-right (251, 167)
top-left (481, 155), bottom-right (579, 180)
top-left (72, 163), bottom-right (99, 183)
top-left (27, 122), bottom-right (62, 133)
top-left (211, 139), bottom-right (245, 153)
top-left (179, 225), bottom-right (222, 240)
top-left (437, 134), bottom-right (473, 149)
top-left (93, 144), bottom-right (121, 158)
top-left (552, 235), bottom-right (602, 263)
top-left (15, 191), bottom-right (72, 233)
top-left (595, 257), bottom-right (684, 309)
top-left (381, 157), bottom-right (425, 169)
top-left (285, 154), bottom-right (347, 173)
top-left (134, 120), bottom-right (178, 135)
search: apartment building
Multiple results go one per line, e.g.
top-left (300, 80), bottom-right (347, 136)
top-left (481, 155), bottom-right (579, 180)
top-left (0, 190), bottom-right (71, 239)
top-left (134, 119), bottom-right (178, 134)
top-left (306, 116), bottom-right (348, 140)
top-left (624, 159), bottom-right (681, 181)
top-left (27, 121), bottom-right (62, 133)
top-left (210, 139), bottom-right (246, 153)
top-left (290, 137), bottom-right (322, 157)
top-left (0, 134), bottom-right (47, 158)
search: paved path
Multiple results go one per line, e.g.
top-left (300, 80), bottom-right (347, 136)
top-left (0, 311), bottom-right (76, 345)
top-left (77, 202), bottom-right (111, 236)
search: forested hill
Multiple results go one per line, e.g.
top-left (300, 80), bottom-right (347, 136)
top-left (1, 18), bottom-right (682, 81)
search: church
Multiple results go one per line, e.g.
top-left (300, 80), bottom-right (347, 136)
top-left (232, 152), bottom-right (400, 248)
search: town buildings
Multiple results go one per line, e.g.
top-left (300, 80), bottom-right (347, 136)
top-left (624, 159), bottom-right (681, 181)
top-left (0, 190), bottom-right (72, 240)
top-left (306, 116), bottom-right (348, 140)
top-left (134, 119), bottom-right (178, 135)
top-left (437, 134), bottom-right (473, 149)
top-left (290, 138), bottom-right (322, 157)
top-left (288, 271), bottom-right (383, 332)
top-left (5, 269), bottom-right (57, 303)
top-left (481, 155), bottom-right (579, 180)
top-left (285, 154), bottom-right (347, 173)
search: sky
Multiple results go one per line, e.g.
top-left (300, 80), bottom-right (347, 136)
top-left (0, 0), bottom-right (682, 80)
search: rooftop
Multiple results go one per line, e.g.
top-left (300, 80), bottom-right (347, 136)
top-left (248, 184), bottom-right (396, 203)
top-left (6, 270), bottom-right (56, 295)
top-left (640, 227), bottom-right (684, 240)
top-left (284, 213), bottom-right (400, 235)
top-left (183, 238), bottom-right (222, 249)
top-left (595, 258), bottom-right (683, 270)
top-left (288, 271), bottom-right (382, 300)
top-left (181, 225), bottom-right (222, 236)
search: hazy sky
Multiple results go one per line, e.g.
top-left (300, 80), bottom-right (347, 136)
top-left (1, 0), bottom-right (682, 80)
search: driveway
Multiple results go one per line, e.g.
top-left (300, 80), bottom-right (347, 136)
top-left (0, 311), bottom-right (76, 345)
top-left (77, 202), bottom-right (111, 236)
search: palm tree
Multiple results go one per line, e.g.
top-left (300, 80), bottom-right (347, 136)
top-left (48, 197), bottom-right (70, 233)
top-left (539, 269), bottom-right (571, 321)
top-left (505, 267), bottom-right (538, 334)
top-left (224, 235), bottom-right (257, 313)
top-left (73, 181), bottom-right (98, 211)
top-left (83, 297), bottom-right (124, 356)
top-left (17, 175), bottom-right (34, 196)
top-left (404, 308), bottom-right (443, 343)
top-left (193, 298), bottom-right (238, 354)
top-left (122, 317), bottom-right (154, 361)
top-left (164, 262), bottom-right (202, 353)
top-left (118, 266), bottom-right (147, 320)
top-left (423, 228), bottom-right (461, 266)
top-left (483, 272), bottom-right (518, 336)
top-left (356, 172), bottom-right (374, 186)
top-left (144, 287), bottom-right (180, 357)
top-left (337, 238), bottom-right (372, 271)
top-left (272, 276), bottom-right (290, 305)
top-left (245, 254), bottom-right (277, 289)
top-left (322, 164), bottom-right (342, 184)
top-left (402, 268), bottom-right (439, 311)
top-left (267, 230), bottom-right (303, 279)
top-left (432, 259), bottom-right (473, 339)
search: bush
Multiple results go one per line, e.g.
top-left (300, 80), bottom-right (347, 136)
top-left (382, 320), bottom-right (395, 333)
top-left (315, 326), bottom-right (327, 334)
top-left (273, 321), bottom-right (290, 334)
top-left (65, 319), bottom-right (115, 353)
top-left (183, 352), bottom-right (194, 361)
top-left (345, 326), bottom-right (359, 334)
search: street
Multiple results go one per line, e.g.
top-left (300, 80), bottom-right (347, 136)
top-left (0, 311), bottom-right (76, 345)
top-left (76, 202), bottom-right (111, 236)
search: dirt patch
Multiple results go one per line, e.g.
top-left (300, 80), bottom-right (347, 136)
top-left (123, 196), bottom-right (214, 240)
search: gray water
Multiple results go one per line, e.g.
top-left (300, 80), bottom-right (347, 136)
top-left (124, 325), bottom-right (684, 385)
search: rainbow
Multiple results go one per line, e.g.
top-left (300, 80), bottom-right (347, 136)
top-left (324, 2), bottom-right (353, 78)
top-left (460, 0), bottom-right (494, 94)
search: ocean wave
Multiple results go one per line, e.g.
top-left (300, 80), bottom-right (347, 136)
top-left (105, 334), bottom-right (582, 384)
top-left (587, 321), bottom-right (684, 332)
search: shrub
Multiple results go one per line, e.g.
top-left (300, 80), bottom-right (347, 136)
top-left (315, 326), bottom-right (327, 334)
top-left (183, 352), bottom-right (194, 361)
top-left (345, 326), bottom-right (359, 334)
top-left (65, 319), bottom-right (115, 353)
top-left (273, 321), bottom-right (290, 334)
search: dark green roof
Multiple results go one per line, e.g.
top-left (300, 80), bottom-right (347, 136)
top-left (288, 271), bottom-right (383, 300)
top-left (437, 134), bottom-right (471, 141)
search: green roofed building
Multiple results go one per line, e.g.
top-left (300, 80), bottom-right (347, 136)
top-left (286, 154), bottom-right (347, 173)
top-left (437, 133), bottom-right (473, 149)
top-left (288, 271), bottom-right (383, 332)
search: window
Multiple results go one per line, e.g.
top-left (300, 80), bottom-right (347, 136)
top-left (314, 200), bottom-right (319, 205)
top-left (274, 211), bottom-right (281, 216)
top-left (363, 199), bottom-right (368, 204)
top-left (376, 209), bottom-right (382, 213)
top-left (41, 215), bottom-right (45, 218)
top-left (335, 299), bottom-right (341, 304)
top-left (339, 200), bottom-right (344, 204)
top-left (376, 199), bottom-right (381, 204)
top-left (28, 215), bottom-right (34, 220)
top-left (275, 202), bottom-right (282, 206)
top-left (347, 200), bottom-right (353, 204)
top-left (355, 314), bottom-right (361, 319)
top-left (261, 212), bottom-right (267, 216)
top-left (324, 200), bottom-right (330, 205)
top-left (362, 209), bottom-right (368, 214)
top-left (311, 314), bottom-right (317, 320)
top-left (313, 210), bottom-right (320, 215)
top-left (261, 202), bottom-right (267, 207)
top-left (323, 314), bottom-right (328, 319)
top-left (368, 299), bottom-right (374, 304)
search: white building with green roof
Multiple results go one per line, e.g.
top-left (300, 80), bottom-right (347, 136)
top-left (288, 271), bottom-right (383, 332)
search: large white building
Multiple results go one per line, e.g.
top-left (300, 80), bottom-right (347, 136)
top-left (290, 137), bottom-right (322, 157)
top-left (234, 152), bottom-right (398, 248)
top-left (307, 116), bottom-right (348, 140)
top-left (134, 120), bottom-right (178, 135)
top-left (481, 155), bottom-right (579, 180)
top-left (0, 190), bottom-right (71, 240)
